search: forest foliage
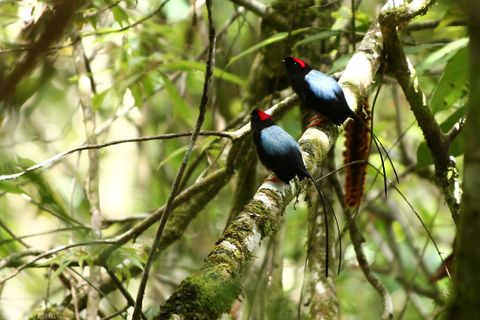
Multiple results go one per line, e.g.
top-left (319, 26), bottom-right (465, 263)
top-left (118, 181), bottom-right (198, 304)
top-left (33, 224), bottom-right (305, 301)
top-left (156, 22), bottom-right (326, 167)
top-left (0, 0), bottom-right (471, 319)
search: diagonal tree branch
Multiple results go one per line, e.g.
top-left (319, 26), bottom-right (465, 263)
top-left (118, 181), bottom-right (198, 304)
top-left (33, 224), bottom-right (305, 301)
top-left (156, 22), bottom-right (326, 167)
top-left (379, 0), bottom-right (461, 223)
top-left (0, 0), bottom-right (87, 109)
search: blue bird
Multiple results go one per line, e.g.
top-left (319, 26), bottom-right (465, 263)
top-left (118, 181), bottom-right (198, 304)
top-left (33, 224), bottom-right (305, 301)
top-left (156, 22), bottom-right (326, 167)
top-left (282, 56), bottom-right (399, 194)
top-left (283, 56), bottom-right (355, 125)
top-left (251, 109), bottom-right (340, 277)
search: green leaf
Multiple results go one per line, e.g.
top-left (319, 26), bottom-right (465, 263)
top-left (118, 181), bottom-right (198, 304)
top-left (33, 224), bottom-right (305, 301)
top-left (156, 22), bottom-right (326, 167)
top-left (0, 181), bottom-right (23, 194)
top-left (417, 38), bottom-right (468, 72)
top-left (227, 28), bottom-right (310, 67)
top-left (106, 245), bottom-right (145, 271)
top-left (156, 145), bottom-right (188, 170)
top-left (92, 90), bottom-right (109, 110)
top-left (294, 30), bottom-right (341, 47)
top-left (429, 46), bottom-right (469, 113)
top-left (51, 249), bottom-right (90, 279)
top-left (14, 158), bottom-right (82, 227)
top-left (160, 60), bottom-right (246, 86)
top-left (105, 245), bottom-right (145, 283)
top-left (436, 6), bottom-right (465, 31)
top-left (404, 43), bottom-right (445, 55)
top-left (112, 6), bottom-right (129, 27)
top-left (159, 73), bottom-right (193, 124)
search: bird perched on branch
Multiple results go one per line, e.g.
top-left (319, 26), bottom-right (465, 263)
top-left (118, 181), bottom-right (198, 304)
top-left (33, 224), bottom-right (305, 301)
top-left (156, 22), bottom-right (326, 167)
top-left (282, 56), bottom-right (398, 197)
top-left (250, 109), bottom-right (339, 277)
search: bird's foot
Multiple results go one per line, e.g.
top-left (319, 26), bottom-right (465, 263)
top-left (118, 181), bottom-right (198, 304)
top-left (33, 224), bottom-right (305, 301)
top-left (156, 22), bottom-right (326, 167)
top-left (265, 175), bottom-right (282, 184)
top-left (305, 115), bottom-right (327, 129)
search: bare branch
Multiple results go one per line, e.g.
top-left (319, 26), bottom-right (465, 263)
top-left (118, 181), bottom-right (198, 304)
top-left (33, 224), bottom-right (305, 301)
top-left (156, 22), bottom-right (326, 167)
top-left (0, 131), bottom-right (233, 182)
top-left (132, 0), bottom-right (216, 317)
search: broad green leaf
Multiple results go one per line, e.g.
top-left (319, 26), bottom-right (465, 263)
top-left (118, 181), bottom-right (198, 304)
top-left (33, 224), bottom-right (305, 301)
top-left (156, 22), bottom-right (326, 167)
top-left (112, 6), bottom-right (129, 27)
top-left (106, 245), bottom-right (145, 272)
top-left (404, 43), bottom-right (445, 55)
top-left (14, 156), bottom-right (82, 227)
top-left (417, 38), bottom-right (468, 72)
top-left (92, 90), bottom-right (109, 111)
top-left (160, 60), bottom-right (246, 86)
top-left (0, 181), bottom-right (23, 194)
top-left (199, 136), bottom-right (219, 154)
top-left (436, 6), bottom-right (465, 31)
top-left (416, 106), bottom-right (466, 167)
top-left (227, 28), bottom-right (310, 67)
top-left (430, 46), bottom-right (469, 113)
top-left (294, 30), bottom-right (341, 47)
top-left (159, 73), bottom-right (193, 124)
top-left (156, 145), bottom-right (188, 170)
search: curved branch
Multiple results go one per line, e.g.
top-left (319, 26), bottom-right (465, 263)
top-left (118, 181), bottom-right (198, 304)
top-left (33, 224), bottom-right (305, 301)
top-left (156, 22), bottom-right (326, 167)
top-left (229, 0), bottom-right (289, 29)
top-left (0, 131), bottom-right (233, 182)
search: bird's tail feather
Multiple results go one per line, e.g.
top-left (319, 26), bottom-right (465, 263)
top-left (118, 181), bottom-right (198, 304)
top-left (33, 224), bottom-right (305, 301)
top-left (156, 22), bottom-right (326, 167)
top-left (351, 113), bottom-right (399, 197)
top-left (304, 170), bottom-right (342, 277)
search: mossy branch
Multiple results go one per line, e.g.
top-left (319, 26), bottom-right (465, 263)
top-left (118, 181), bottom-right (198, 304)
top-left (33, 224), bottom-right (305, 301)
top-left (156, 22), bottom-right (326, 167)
top-left (158, 123), bottom-right (338, 320)
top-left (156, 2), bottom-right (407, 317)
top-left (379, 0), bottom-right (461, 223)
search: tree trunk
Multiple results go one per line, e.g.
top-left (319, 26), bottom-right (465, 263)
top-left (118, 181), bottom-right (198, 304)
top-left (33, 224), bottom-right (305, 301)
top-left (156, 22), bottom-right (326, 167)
top-left (446, 0), bottom-right (480, 318)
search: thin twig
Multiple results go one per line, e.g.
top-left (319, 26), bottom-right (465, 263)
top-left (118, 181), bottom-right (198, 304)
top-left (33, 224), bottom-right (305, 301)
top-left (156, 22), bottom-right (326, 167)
top-left (379, 0), bottom-right (461, 222)
top-left (132, 0), bottom-right (216, 317)
top-left (0, 0), bottom-right (172, 55)
top-left (74, 38), bottom-right (103, 320)
top-left (330, 170), bottom-right (393, 319)
top-left (0, 240), bottom-right (116, 284)
top-left (0, 131), bottom-right (233, 182)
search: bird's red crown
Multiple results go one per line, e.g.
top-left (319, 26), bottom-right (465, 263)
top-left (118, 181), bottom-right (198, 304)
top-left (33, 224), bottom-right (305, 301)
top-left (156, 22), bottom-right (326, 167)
top-left (292, 57), bottom-right (306, 68)
top-left (257, 109), bottom-right (272, 122)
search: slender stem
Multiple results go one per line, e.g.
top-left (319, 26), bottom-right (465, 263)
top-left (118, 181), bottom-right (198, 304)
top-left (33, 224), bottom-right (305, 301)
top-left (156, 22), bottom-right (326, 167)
top-left (131, 0), bottom-right (216, 317)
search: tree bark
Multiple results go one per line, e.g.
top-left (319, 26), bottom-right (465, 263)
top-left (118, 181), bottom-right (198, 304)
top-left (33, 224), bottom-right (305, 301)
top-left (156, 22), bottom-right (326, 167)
top-left (446, 0), bottom-right (480, 318)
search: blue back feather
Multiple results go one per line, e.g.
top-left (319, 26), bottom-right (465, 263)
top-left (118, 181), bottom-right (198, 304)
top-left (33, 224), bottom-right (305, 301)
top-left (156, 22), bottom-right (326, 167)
top-left (260, 125), bottom-right (300, 156)
top-left (305, 70), bottom-right (342, 100)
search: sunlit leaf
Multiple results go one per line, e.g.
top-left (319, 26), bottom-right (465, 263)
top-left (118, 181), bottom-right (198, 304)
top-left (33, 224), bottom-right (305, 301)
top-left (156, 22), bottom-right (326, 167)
top-left (159, 73), bottom-right (193, 124)
top-left (227, 28), bottom-right (310, 67)
top-left (0, 181), bottom-right (23, 194)
top-left (92, 90), bottom-right (109, 111)
top-left (430, 46), bottom-right (469, 113)
top-left (294, 30), bottom-right (341, 47)
top-left (112, 6), bottom-right (129, 27)
top-left (156, 145), bottom-right (188, 170)
top-left (160, 60), bottom-right (246, 86)
top-left (51, 249), bottom-right (90, 279)
top-left (417, 38), bottom-right (468, 72)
